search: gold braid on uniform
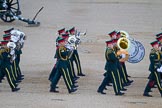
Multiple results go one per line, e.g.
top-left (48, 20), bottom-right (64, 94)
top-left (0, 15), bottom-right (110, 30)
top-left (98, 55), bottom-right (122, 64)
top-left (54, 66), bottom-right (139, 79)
top-left (150, 48), bottom-right (160, 62)
top-left (113, 45), bottom-right (121, 59)
top-left (59, 46), bottom-right (68, 60)
top-left (105, 48), bottom-right (113, 61)
top-left (0, 47), bottom-right (10, 59)
top-left (113, 45), bottom-right (119, 54)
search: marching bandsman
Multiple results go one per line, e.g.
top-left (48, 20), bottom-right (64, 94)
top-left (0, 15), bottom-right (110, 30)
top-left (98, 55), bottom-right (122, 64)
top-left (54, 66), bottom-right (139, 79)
top-left (110, 31), bottom-right (133, 86)
top-left (156, 35), bottom-right (162, 79)
top-left (112, 39), bottom-right (127, 91)
top-left (116, 31), bottom-right (133, 85)
top-left (48, 28), bottom-right (65, 81)
top-left (62, 34), bottom-right (78, 84)
top-left (68, 27), bottom-right (85, 76)
top-left (143, 41), bottom-right (162, 97)
top-left (0, 40), bottom-right (20, 92)
top-left (10, 29), bottom-right (25, 81)
top-left (97, 40), bottom-right (124, 95)
top-left (50, 37), bottom-right (77, 93)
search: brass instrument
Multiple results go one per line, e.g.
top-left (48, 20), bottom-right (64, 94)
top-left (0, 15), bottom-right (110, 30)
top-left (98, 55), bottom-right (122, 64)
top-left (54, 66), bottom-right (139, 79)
top-left (117, 37), bottom-right (130, 62)
top-left (117, 49), bottom-right (129, 62)
top-left (120, 30), bottom-right (129, 38)
top-left (117, 37), bottom-right (130, 51)
top-left (115, 30), bottom-right (145, 63)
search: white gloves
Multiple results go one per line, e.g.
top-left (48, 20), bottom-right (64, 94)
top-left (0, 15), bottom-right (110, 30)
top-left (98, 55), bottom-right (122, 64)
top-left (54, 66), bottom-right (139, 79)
top-left (10, 49), bottom-right (15, 55)
top-left (157, 66), bottom-right (162, 73)
top-left (65, 44), bottom-right (74, 51)
top-left (121, 54), bottom-right (126, 58)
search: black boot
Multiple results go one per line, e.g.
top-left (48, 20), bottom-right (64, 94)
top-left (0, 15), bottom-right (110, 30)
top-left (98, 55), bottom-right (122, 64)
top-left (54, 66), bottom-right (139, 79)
top-left (12, 88), bottom-right (20, 92)
top-left (69, 88), bottom-right (77, 93)
top-left (78, 73), bottom-right (86, 76)
top-left (97, 89), bottom-right (106, 94)
top-left (50, 88), bottom-right (59, 93)
top-left (115, 92), bottom-right (124, 96)
top-left (143, 93), bottom-right (152, 97)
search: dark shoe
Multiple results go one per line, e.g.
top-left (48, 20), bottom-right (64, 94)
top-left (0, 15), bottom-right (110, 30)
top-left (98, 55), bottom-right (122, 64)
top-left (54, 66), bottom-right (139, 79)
top-left (107, 83), bottom-right (112, 86)
top-left (104, 87), bottom-right (108, 90)
top-left (72, 85), bottom-right (78, 88)
top-left (21, 75), bottom-right (24, 77)
top-left (115, 92), bottom-right (124, 96)
top-left (121, 88), bottom-right (127, 91)
top-left (78, 73), bottom-right (86, 76)
top-left (100, 91), bottom-right (106, 94)
top-left (123, 83), bottom-right (131, 86)
top-left (69, 88), bottom-right (77, 93)
top-left (18, 77), bottom-right (24, 80)
top-left (127, 75), bottom-right (131, 77)
top-left (73, 77), bottom-right (78, 81)
top-left (74, 76), bottom-right (80, 79)
top-left (50, 89), bottom-right (59, 93)
top-left (12, 88), bottom-right (20, 92)
top-left (127, 80), bottom-right (133, 83)
top-left (97, 90), bottom-right (106, 94)
top-left (16, 80), bottom-right (22, 83)
top-left (149, 90), bottom-right (152, 92)
top-left (143, 93), bottom-right (152, 97)
top-left (74, 81), bottom-right (78, 84)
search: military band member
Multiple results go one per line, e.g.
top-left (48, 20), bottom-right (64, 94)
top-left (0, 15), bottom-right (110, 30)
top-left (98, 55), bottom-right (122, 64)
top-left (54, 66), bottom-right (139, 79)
top-left (156, 35), bottom-right (162, 79)
top-left (110, 31), bottom-right (133, 85)
top-left (68, 27), bottom-right (85, 76)
top-left (115, 32), bottom-right (133, 85)
top-left (50, 37), bottom-right (77, 93)
top-left (112, 39), bottom-right (127, 91)
top-left (0, 40), bottom-right (20, 92)
top-left (97, 40), bottom-right (124, 95)
top-left (143, 41), bottom-right (162, 97)
top-left (48, 28), bottom-right (65, 81)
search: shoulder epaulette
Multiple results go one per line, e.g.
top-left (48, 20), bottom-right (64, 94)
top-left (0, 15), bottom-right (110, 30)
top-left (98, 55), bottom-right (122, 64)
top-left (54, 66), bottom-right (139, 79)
top-left (106, 48), bottom-right (113, 54)
top-left (150, 48), bottom-right (156, 54)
